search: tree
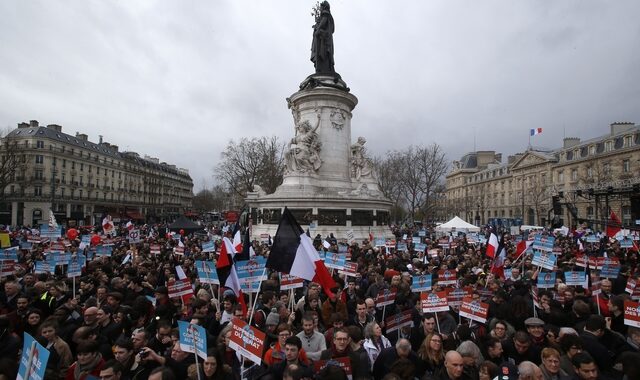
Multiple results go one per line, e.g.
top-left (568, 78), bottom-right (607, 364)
top-left (215, 136), bottom-right (285, 198)
top-left (0, 132), bottom-right (19, 205)
top-left (373, 143), bottom-right (448, 223)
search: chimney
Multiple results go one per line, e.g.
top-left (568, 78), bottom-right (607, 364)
top-left (110, 145), bottom-right (118, 152)
top-left (29, 120), bottom-right (39, 127)
top-left (99, 135), bottom-right (103, 144)
top-left (46, 124), bottom-right (62, 132)
top-left (610, 122), bottom-right (635, 136)
top-left (563, 137), bottom-right (580, 148)
top-left (75, 132), bottom-right (88, 141)
top-left (18, 122), bottom-right (29, 129)
top-left (494, 153), bottom-right (502, 163)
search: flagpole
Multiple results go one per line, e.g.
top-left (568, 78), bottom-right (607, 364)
top-left (191, 327), bottom-right (202, 380)
top-left (247, 267), bottom-right (268, 326)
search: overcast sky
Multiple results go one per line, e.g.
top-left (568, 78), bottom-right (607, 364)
top-left (1, 1), bottom-right (639, 190)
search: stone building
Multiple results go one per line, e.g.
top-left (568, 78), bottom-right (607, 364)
top-left (445, 122), bottom-right (640, 230)
top-left (0, 120), bottom-right (193, 227)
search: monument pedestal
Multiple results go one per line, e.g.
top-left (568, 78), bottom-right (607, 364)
top-left (247, 74), bottom-right (393, 242)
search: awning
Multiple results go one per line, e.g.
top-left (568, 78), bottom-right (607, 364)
top-left (126, 211), bottom-right (145, 220)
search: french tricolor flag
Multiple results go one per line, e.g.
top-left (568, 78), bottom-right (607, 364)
top-left (530, 128), bottom-right (543, 136)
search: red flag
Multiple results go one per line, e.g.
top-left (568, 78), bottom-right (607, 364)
top-left (514, 239), bottom-right (533, 261)
top-left (606, 211), bottom-right (622, 238)
top-left (486, 233), bottom-right (499, 258)
top-left (490, 247), bottom-right (506, 279)
top-left (216, 237), bottom-right (235, 269)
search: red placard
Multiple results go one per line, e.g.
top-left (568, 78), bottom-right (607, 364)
top-left (167, 279), bottom-right (194, 298)
top-left (375, 288), bottom-right (397, 307)
top-left (596, 257), bottom-right (619, 270)
top-left (338, 261), bottom-right (358, 277)
top-left (228, 318), bottom-right (267, 364)
top-left (625, 278), bottom-right (637, 295)
top-left (280, 273), bottom-right (304, 290)
top-left (385, 309), bottom-right (414, 333)
top-left (437, 269), bottom-right (457, 286)
top-left (459, 297), bottom-right (489, 324)
top-left (150, 244), bottom-right (161, 254)
top-left (0, 261), bottom-right (15, 277)
top-left (623, 300), bottom-right (640, 328)
top-left (421, 291), bottom-right (449, 313)
top-left (313, 357), bottom-right (353, 380)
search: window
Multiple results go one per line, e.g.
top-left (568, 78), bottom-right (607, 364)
top-left (97, 167), bottom-right (100, 175)
top-left (62, 173), bottom-right (66, 184)
top-left (36, 140), bottom-right (44, 149)
top-left (34, 186), bottom-right (42, 196)
top-left (557, 171), bottom-right (564, 182)
top-left (79, 190), bottom-right (83, 198)
top-left (603, 163), bottom-right (611, 175)
top-left (623, 159), bottom-right (630, 173)
top-left (62, 159), bottom-right (66, 168)
top-left (625, 136), bottom-right (632, 147)
top-left (35, 155), bottom-right (44, 164)
top-left (80, 163), bottom-right (84, 171)
top-left (80, 176), bottom-right (83, 186)
top-left (571, 169), bottom-right (577, 181)
top-left (34, 170), bottom-right (43, 180)
top-left (587, 166), bottom-right (593, 178)
top-left (589, 145), bottom-right (595, 155)
top-left (71, 161), bottom-right (75, 170)
top-left (52, 157), bottom-right (56, 166)
top-left (605, 140), bottom-right (613, 152)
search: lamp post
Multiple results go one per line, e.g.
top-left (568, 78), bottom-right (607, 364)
top-left (476, 202), bottom-right (480, 225)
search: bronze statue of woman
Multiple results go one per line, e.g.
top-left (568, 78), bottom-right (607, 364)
top-left (311, 1), bottom-right (335, 75)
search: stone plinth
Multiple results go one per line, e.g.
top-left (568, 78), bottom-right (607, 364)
top-left (246, 75), bottom-right (393, 241)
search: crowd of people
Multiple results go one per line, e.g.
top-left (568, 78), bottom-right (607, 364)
top-left (0, 221), bottom-right (639, 380)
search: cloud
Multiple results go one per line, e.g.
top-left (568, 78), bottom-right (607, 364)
top-left (0, 1), bottom-right (638, 189)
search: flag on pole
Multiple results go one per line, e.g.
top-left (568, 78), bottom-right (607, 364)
top-left (216, 237), bottom-right (235, 269)
top-left (490, 245), bottom-right (506, 279)
top-left (514, 239), bottom-right (533, 261)
top-left (606, 211), bottom-right (622, 238)
top-left (530, 128), bottom-right (543, 136)
top-left (232, 224), bottom-right (243, 253)
top-left (236, 226), bottom-right (252, 261)
top-left (225, 264), bottom-right (247, 316)
top-left (266, 207), bottom-right (336, 296)
top-left (486, 233), bottom-right (499, 258)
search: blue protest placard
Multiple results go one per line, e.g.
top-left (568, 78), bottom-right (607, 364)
top-left (95, 246), bottom-right (113, 257)
top-left (397, 242), bottom-right (408, 252)
top-left (565, 271), bottom-right (587, 287)
top-left (177, 321), bottom-right (207, 360)
top-left (67, 255), bottom-right (86, 278)
top-left (532, 251), bottom-right (557, 271)
top-left (236, 257), bottom-right (267, 284)
top-left (195, 260), bottom-right (220, 285)
top-left (411, 274), bottom-right (432, 292)
top-left (17, 332), bottom-right (50, 380)
top-left (533, 235), bottom-right (555, 252)
top-left (537, 272), bottom-right (556, 289)
top-left (585, 234), bottom-right (599, 243)
top-left (201, 241), bottom-right (216, 253)
top-left (39, 224), bottom-right (62, 239)
top-left (414, 243), bottom-right (427, 252)
top-left (619, 237), bottom-right (634, 249)
top-left (240, 280), bottom-right (261, 293)
top-left (19, 241), bottom-right (32, 250)
top-left (600, 264), bottom-right (621, 279)
top-left (374, 238), bottom-right (386, 247)
top-left (337, 244), bottom-right (349, 254)
top-left (0, 246), bottom-right (18, 261)
top-left (324, 252), bottom-right (346, 270)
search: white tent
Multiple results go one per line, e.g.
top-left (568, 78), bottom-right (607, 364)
top-left (435, 216), bottom-right (480, 233)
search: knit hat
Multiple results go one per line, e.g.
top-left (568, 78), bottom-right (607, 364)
top-left (265, 308), bottom-right (280, 326)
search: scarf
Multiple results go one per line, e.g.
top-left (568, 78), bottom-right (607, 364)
top-left (73, 352), bottom-right (102, 380)
top-left (329, 344), bottom-right (351, 358)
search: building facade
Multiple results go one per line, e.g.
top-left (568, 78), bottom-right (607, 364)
top-left (445, 122), bottom-right (640, 230)
top-left (0, 120), bottom-right (193, 227)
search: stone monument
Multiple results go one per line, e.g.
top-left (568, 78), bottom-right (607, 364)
top-left (246, 1), bottom-right (392, 241)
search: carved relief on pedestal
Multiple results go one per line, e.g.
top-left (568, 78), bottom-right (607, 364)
top-left (284, 108), bottom-right (323, 174)
top-left (329, 108), bottom-right (345, 130)
top-left (350, 136), bottom-right (374, 180)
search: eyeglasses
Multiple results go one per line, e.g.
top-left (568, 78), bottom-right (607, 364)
top-left (279, 333), bottom-right (291, 337)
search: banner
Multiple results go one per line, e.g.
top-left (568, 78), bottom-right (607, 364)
top-left (228, 318), bottom-right (266, 364)
top-left (280, 273), bottom-right (305, 290)
top-left (532, 235), bottom-right (555, 252)
top-left (168, 279), bottom-right (194, 298)
top-left (17, 332), bottom-right (50, 380)
top-left (195, 260), bottom-right (220, 285)
top-left (537, 272), bottom-right (556, 289)
top-left (313, 357), bottom-right (353, 380)
top-left (173, 246), bottom-right (185, 256)
top-left (596, 257), bottom-right (620, 270)
top-left (34, 260), bottom-right (54, 274)
top-left (585, 234), bottom-right (599, 243)
top-left (437, 269), bottom-right (457, 286)
top-left (150, 244), bottom-right (161, 255)
top-left (236, 257), bottom-right (267, 284)
top-left (375, 288), bottom-right (397, 307)
top-left (338, 261), bottom-right (358, 277)
top-left (458, 298), bottom-right (489, 324)
top-left (177, 321), bottom-right (207, 360)
top-left (324, 252), bottom-right (346, 270)
top-left (564, 271), bottom-right (587, 287)
top-left (421, 291), bottom-right (449, 313)
top-left (414, 243), bottom-right (427, 252)
top-left (600, 263), bottom-right (621, 279)
top-left (411, 274), bottom-right (433, 293)
top-left (1, 261), bottom-right (15, 277)
top-left (626, 279), bottom-right (637, 295)
top-left (385, 309), bottom-right (414, 333)
top-left (619, 237), bottom-right (634, 249)
top-left (624, 300), bottom-right (640, 328)
top-left (532, 251), bottom-right (556, 271)
top-left (396, 242), bottom-right (408, 252)
top-left (374, 238), bottom-right (386, 247)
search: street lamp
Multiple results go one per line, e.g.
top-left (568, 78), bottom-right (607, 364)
top-left (476, 203), bottom-right (480, 225)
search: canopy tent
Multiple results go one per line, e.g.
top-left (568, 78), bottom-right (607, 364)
top-left (435, 216), bottom-right (480, 233)
top-left (168, 216), bottom-right (204, 233)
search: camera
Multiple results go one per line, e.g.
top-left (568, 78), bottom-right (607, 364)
top-left (139, 349), bottom-right (148, 358)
